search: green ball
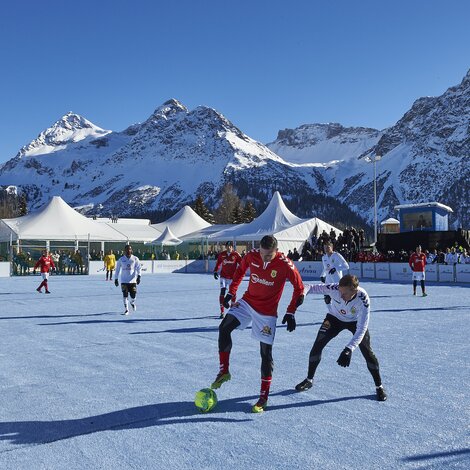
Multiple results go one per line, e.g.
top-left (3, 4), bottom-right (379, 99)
top-left (195, 388), bottom-right (218, 413)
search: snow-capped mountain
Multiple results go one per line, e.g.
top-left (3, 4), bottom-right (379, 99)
top-left (0, 69), bottom-right (468, 228)
top-left (0, 99), bottom-right (351, 224)
top-left (266, 123), bottom-right (382, 164)
top-left (329, 69), bottom-right (470, 228)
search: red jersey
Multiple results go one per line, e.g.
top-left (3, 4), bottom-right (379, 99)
top-left (229, 249), bottom-right (304, 317)
top-left (214, 250), bottom-right (242, 279)
top-left (34, 255), bottom-right (56, 273)
top-left (409, 253), bottom-right (426, 272)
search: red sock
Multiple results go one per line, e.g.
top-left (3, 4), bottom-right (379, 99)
top-left (219, 295), bottom-right (225, 313)
top-left (219, 351), bottom-right (230, 374)
top-left (38, 280), bottom-right (45, 290)
top-left (260, 376), bottom-right (272, 401)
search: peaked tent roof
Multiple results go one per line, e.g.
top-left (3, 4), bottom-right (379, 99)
top-left (208, 191), bottom-right (304, 241)
top-left (0, 196), bottom-right (127, 242)
top-left (94, 217), bottom-right (162, 242)
top-left (205, 192), bottom-right (342, 253)
top-left (151, 206), bottom-right (211, 238)
top-left (381, 217), bottom-right (400, 225)
top-left (149, 226), bottom-right (182, 246)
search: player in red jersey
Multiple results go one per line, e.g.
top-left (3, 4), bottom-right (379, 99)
top-left (409, 245), bottom-right (427, 296)
top-left (213, 241), bottom-right (242, 318)
top-left (33, 250), bottom-right (56, 294)
top-left (211, 235), bottom-right (304, 413)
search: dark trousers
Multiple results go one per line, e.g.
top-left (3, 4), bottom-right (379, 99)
top-left (219, 314), bottom-right (273, 377)
top-left (307, 314), bottom-right (382, 386)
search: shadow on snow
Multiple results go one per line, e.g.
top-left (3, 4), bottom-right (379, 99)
top-left (0, 391), bottom-right (373, 447)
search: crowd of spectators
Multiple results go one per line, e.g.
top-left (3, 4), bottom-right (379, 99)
top-left (8, 235), bottom-right (470, 276)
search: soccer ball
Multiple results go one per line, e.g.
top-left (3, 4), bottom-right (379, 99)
top-left (194, 388), bottom-right (218, 413)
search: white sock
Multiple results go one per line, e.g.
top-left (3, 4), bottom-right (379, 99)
top-left (123, 298), bottom-right (128, 309)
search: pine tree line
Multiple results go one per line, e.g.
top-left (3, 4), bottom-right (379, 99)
top-left (192, 184), bottom-right (257, 224)
top-left (0, 188), bottom-right (27, 218)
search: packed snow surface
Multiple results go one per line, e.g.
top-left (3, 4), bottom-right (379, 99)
top-left (0, 274), bottom-right (468, 469)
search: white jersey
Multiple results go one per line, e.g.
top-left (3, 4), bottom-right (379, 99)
top-left (305, 283), bottom-right (370, 351)
top-left (321, 252), bottom-right (350, 283)
top-left (115, 255), bottom-right (142, 283)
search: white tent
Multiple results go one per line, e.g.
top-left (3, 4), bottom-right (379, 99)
top-left (94, 217), bottom-right (163, 242)
top-left (207, 192), bottom-right (341, 253)
top-left (148, 226), bottom-right (182, 246)
top-left (151, 206), bottom-right (211, 238)
top-left (0, 196), bottom-right (126, 242)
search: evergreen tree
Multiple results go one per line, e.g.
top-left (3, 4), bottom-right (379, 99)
top-left (19, 193), bottom-right (28, 216)
top-left (214, 184), bottom-right (241, 224)
top-left (193, 195), bottom-right (215, 224)
top-left (229, 202), bottom-right (243, 224)
top-left (242, 200), bottom-right (257, 223)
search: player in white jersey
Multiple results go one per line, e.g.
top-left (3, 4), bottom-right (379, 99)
top-left (114, 244), bottom-right (142, 315)
top-left (295, 274), bottom-right (387, 401)
top-left (320, 241), bottom-right (350, 305)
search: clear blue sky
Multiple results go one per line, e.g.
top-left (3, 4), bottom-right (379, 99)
top-left (1, 0), bottom-right (469, 162)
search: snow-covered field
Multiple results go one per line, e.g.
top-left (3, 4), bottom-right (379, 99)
top-left (0, 274), bottom-right (468, 469)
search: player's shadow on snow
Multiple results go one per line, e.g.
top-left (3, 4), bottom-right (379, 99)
top-left (0, 391), bottom-right (375, 447)
top-left (266, 390), bottom-right (376, 409)
top-left (129, 322), bottom-right (322, 336)
top-left (37, 315), bottom-right (217, 326)
top-left (374, 306), bottom-right (467, 313)
top-left (402, 448), bottom-right (470, 466)
top-left (0, 312), bottom-right (114, 321)
top-left (0, 400), bottom-right (252, 447)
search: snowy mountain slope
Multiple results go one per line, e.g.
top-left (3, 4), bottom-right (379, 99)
top-left (0, 100), bottom-right (336, 221)
top-left (266, 123), bottom-right (382, 164)
top-left (0, 69), bottom-right (468, 228)
top-left (331, 69), bottom-right (470, 227)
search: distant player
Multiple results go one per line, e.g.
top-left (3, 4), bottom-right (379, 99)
top-left (103, 250), bottom-right (116, 281)
top-left (321, 241), bottom-right (350, 304)
top-left (114, 244), bottom-right (142, 315)
top-left (295, 274), bottom-right (387, 401)
top-left (409, 245), bottom-right (427, 296)
top-left (213, 241), bottom-right (242, 318)
top-left (211, 235), bottom-right (304, 413)
top-left (34, 250), bottom-right (56, 294)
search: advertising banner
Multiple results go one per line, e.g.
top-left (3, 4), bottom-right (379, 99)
top-left (295, 262), bottom-right (323, 280)
top-left (348, 263), bottom-right (362, 278)
top-left (0, 262), bottom-right (10, 277)
top-left (153, 260), bottom-right (187, 273)
top-left (89, 260), bottom-right (104, 276)
top-left (375, 263), bottom-right (390, 280)
top-left (438, 264), bottom-right (454, 282)
top-left (390, 263), bottom-right (411, 282)
top-left (362, 263), bottom-right (375, 279)
top-left (456, 264), bottom-right (470, 283)
top-left (186, 260), bottom-right (206, 273)
top-left (425, 264), bottom-right (438, 282)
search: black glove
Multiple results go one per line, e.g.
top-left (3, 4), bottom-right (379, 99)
top-left (320, 276), bottom-right (326, 283)
top-left (213, 272), bottom-right (219, 280)
top-left (324, 295), bottom-right (331, 305)
top-left (114, 279), bottom-right (119, 287)
top-left (282, 313), bottom-right (296, 332)
top-left (329, 267), bottom-right (336, 275)
top-left (136, 275), bottom-right (141, 285)
top-left (337, 347), bottom-right (352, 367)
top-left (296, 294), bottom-right (304, 307)
top-left (223, 293), bottom-right (233, 309)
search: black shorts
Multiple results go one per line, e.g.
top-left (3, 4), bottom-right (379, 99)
top-left (121, 283), bottom-right (137, 296)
